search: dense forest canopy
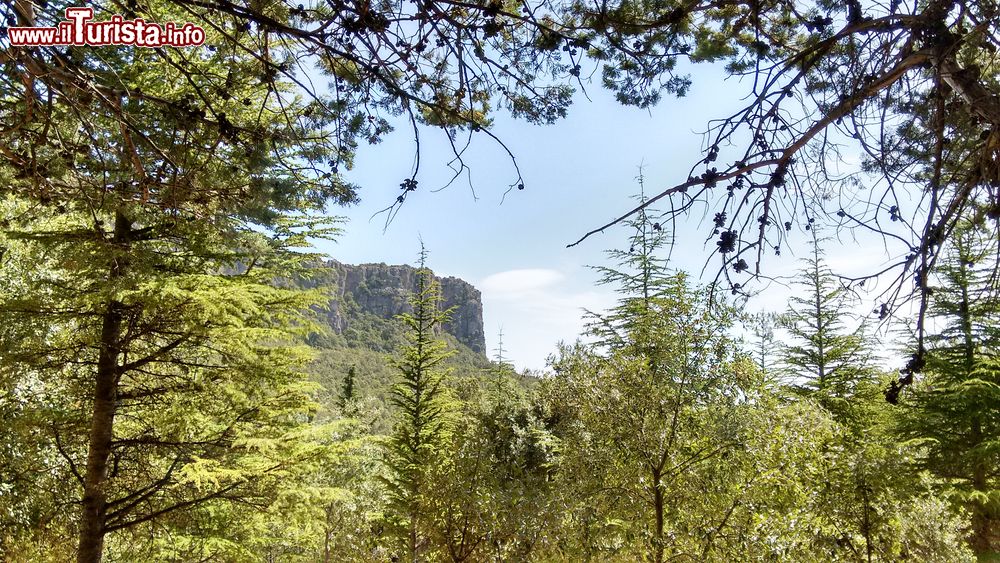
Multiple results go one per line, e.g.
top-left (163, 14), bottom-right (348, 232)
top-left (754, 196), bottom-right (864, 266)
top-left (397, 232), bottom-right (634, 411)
top-left (1, 0), bottom-right (1000, 561)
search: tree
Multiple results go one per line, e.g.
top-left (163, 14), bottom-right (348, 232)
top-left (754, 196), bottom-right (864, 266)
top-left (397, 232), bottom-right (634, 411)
top-left (778, 232), bottom-right (933, 561)
top-left (0, 0), bottom-right (620, 550)
top-left (5, 0), bottom-right (1000, 555)
top-left (550, 199), bottom-right (749, 562)
top-left (0, 0), bottom-right (591, 214)
top-left (421, 337), bottom-right (560, 562)
top-left (0, 5), bottom-right (363, 557)
top-left (747, 311), bottom-right (780, 380)
top-left (896, 222), bottom-right (1000, 553)
top-left (4, 0), bottom-right (1000, 408)
top-left (2, 1), bottom-right (356, 559)
top-left (559, 0), bottom-right (1000, 375)
top-left (704, 394), bottom-right (976, 562)
top-left (780, 231), bottom-right (875, 423)
top-left (12, 0), bottom-right (999, 276)
top-left (7, 1), bottom-right (998, 406)
top-left (383, 248), bottom-right (457, 562)
top-left (340, 365), bottom-right (357, 410)
top-left (0, 196), bottom-right (344, 560)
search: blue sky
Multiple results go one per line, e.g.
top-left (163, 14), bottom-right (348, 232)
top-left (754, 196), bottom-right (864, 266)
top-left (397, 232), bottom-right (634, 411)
top-left (314, 63), bottom-right (907, 371)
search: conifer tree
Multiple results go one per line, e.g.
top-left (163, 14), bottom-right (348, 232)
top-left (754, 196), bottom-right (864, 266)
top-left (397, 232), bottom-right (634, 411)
top-left (749, 312), bottom-right (780, 380)
top-left (0, 199), bottom-right (341, 560)
top-left (780, 231), bottom-right (874, 421)
top-left (383, 247), bottom-right (456, 562)
top-left (490, 328), bottom-right (517, 404)
top-left (561, 192), bottom-right (744, 563)
top-left (340, 365), bottom-right (357, 409)
top-left (422, 330), bottom-right (558, 562)
top-left (0, 2), bottom-right (362, 558)
top-left (896, 223), bottom-right (1000, 553)
top-left (778, 232), bottom-right (904, 559)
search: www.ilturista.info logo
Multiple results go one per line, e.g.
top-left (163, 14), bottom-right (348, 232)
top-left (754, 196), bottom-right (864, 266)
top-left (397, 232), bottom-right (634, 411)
top-left (6, 8), bottom-right (205, 47)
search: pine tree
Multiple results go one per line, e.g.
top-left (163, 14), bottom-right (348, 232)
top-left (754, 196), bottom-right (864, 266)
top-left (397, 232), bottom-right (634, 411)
top-left (778, 232), bottom-right (902, 559)
top-left (383, 247), bottom-right (456, 562)
top-left (340, 365), bottom-right (357, 409)
top-left (0, 201), bottom-right (340, 560)
top-left (896, 223), bottom-right (1000, 553)
top-left (780, 231), bottom-right (875, 421)
top-left (749, 311), bottom-right (780, 380)
top-left (565, 192), bottom-right (744, 563)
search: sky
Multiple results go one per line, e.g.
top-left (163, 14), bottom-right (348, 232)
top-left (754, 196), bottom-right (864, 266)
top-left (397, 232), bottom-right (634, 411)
top-left (314, 62), bottom-right (910, 371)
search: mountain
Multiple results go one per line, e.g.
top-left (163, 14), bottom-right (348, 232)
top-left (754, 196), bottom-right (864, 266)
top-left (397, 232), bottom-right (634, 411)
top-left (302, 260), bottom-right (491, 423)
top-left (320, 260), bottom-right (486, 354)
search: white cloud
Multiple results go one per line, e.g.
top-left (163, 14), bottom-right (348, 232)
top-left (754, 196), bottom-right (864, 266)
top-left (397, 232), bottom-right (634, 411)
top-left (480, 268), bottom-right (565, 296)
top-left (478, 268), bottom-right (616, 370)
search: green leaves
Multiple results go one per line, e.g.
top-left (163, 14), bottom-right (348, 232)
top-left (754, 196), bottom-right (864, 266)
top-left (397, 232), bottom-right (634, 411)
top-left (551, 199), bottom-right (753, 561)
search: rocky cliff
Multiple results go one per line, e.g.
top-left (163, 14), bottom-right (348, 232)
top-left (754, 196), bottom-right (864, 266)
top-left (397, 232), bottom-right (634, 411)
top-left (319, 260), bottom-right (486, 354)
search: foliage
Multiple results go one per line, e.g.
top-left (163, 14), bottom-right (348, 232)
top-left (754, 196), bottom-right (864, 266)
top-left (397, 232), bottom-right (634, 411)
top-left (11, 0), bottom-right (999, 297)
top-left (564, 0), bottom-right (1000, 341)
top-left (381, 249), bottom-right (459, 561)
top-left (896, 223), bottom-right (1000, 552)
top-left (1, 1), bottom-right (360, 559)
top-left (774, 223), bottom-right (895, 557)
top-left (0, 196), bottom-right (351, 560)
top-left (3, 1), bottom-right (1000, 558)
top-left (422, 365), bottom-right (560, 561)
top-left (549, 204), bottom-right (750, 562)
top-left (779, 232), bottom-right (876, 423)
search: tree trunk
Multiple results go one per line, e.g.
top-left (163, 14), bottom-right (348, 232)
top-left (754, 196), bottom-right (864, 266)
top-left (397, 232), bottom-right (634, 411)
top-left (77, 211), bottom-right (129, 563)
top-left (323, 506), bottom-right (332, 563)
top-left (971, 419), bottom-right (993, 553)
top-left (860, 479), bottom-right (873, 563)
top-left (410, 503), bottom-right (420, 563)
top-left (651, 468), bottom-right (664, 563)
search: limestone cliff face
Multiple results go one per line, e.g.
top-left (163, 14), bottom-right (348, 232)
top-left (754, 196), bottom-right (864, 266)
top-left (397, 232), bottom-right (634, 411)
top-left (321, 260), bottom-right (486, 354)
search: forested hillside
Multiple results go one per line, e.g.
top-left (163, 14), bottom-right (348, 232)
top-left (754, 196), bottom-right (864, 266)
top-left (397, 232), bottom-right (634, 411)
top-left (302, 260), bottom-right (492, 432)
top-left (304, 260), bottom-right (486, 354)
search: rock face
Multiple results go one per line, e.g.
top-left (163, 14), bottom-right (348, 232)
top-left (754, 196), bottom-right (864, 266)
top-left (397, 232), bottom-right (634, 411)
top-left (321, 260), bottom-right (486, 354)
